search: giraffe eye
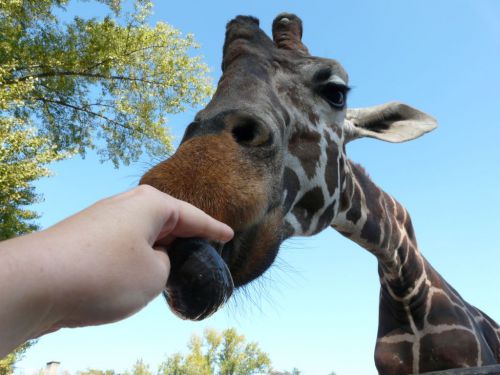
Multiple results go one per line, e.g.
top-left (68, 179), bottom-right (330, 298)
top-left (320, 83), bottom-right (348, 109)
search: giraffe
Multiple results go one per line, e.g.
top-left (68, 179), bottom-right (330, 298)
top-left (332, 151), bottom-right (500, 374)
top-left (140, 13), bottom-right (500, 374)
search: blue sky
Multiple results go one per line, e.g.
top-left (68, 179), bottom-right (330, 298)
top-left (14, 1), bottom-right (500, 374)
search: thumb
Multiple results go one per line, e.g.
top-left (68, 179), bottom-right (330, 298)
top-left (152, 246), bottom-right (171, 282)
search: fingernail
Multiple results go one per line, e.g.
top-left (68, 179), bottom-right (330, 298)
top-left (220, 225), bottom-right (234, 243)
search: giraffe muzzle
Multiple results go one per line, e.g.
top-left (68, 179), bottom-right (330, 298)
top-left (164, 237), bottom-right (234, 320)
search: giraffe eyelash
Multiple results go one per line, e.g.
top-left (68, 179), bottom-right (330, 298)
top-left (318, 82), bottom-right (350, 109)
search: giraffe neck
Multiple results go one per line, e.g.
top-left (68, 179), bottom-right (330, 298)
top-left (331, 160), bottom-right (500, 373)
top-left (331, 160), bottom-right (426, 298)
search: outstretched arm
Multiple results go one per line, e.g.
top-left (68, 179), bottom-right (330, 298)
top-left (0, 185), bottom-right (233, 358)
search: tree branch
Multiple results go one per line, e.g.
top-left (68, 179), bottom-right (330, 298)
top-left (3, 70), bottom-right (164, 86)
top-left (82, 44), bottom-right (169, 72)
top-left (3, 43), bottom-right (172, 86)
top-left (33, 97), bottom-right (148, 137)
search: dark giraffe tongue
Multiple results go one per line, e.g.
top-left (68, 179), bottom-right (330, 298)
top-left (164, 238), bottom-right (234, 320)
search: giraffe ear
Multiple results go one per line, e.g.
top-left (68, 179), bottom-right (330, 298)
top-left (345, 102), bottom-right (437, 143)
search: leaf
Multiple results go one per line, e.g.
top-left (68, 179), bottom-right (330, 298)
top-left (0, 0), bottom-right (212, 236)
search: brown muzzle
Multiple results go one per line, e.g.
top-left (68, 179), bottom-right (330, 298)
top-left (140, 132), bottom-right (270, 231)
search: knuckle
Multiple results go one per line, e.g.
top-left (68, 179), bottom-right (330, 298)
top-left (135, 184), bottom-right (157, 195)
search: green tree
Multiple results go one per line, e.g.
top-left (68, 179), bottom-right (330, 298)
top-left (158, 328), bottom-right (271, 375)
top-left (0, 0), bottom-right (212, 238)
top-left (269, 369), bottom-right (301, 375)
top-left (0, 0), bottom-right (211, 165)
top-left (0, 120), bottom-right (67, 240)
top-left (78, 369), bottom-right (116, 375)
top-left (0, 341), bottom-right (35, 375)
top-left (125, 359), bottom-right (152, 375)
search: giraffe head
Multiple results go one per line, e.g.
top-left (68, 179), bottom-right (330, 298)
top-left (140, 14), bottom-right (437, 287)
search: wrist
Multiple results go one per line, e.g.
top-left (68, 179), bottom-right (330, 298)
top-left (27, 228), bottom-right (75, 333)
top-left (0, 231), bottom-right (62, 355)
top-left (8, 231), bottom-right (63, 335)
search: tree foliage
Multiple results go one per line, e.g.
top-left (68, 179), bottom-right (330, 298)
top-left (158, 328), bottom-right (271, 375)
top-left (0, 0), bottom-right (211, 165)
top-left (269, 369), bottom-right (301, 375)
top-left (78, 369), bottom-right (116, 375)
top-left (0, 0), bottom-right (212, 238)
top-left (0, 341), bottom-right (36, 375)
top-left (0, 119), bottom-right (66, 240)
top-left (125, 359), bottom-right (152, 375)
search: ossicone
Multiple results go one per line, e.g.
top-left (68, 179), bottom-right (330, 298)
top-left (272, 13), bottom-right (309, 55)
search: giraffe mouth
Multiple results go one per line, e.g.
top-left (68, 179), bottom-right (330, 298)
top-left (219, 237), bottom-right (236, 265)
top-left (163, 232), bottom-right (253, 321)
top-left (164, 237), bottom-right (234, 321)
top-left (217, 211), bottom-right (284, 288)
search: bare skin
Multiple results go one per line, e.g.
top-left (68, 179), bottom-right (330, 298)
top-left (0, 185), bottom-right (233, 358)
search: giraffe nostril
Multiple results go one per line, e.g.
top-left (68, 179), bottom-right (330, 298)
top-left (231, 118), bottom-right (272, 147)
top-left (232, 120), bottom-right (257, 143)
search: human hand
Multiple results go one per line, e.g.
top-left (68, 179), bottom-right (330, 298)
top-left (0, 185), bottom-right (233, 354)
top-left (43, 185), bottom-right (234, 330)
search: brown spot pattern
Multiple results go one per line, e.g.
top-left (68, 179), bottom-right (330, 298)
top-left (427, 293), bottom-right (473, 327)
top-left (419, 330), bottom-right (479, 371)
top-left (286, 85), bottom-right (319, 124)
top-left (476, 318), bottom-right (500, 363)
top-left (375, 340), bottom-right (413, 375)
top-left (324, 140), bottom-right (340, 196)
top-left (293, 187), bottom-right (325, 233)
top-left (283, 167), bottom-right (301, 212)
top-left (288, 129), bottom-right (321, 179)
top-left (378, 288), bottom-right (414, 337)
top-left (315, 200), bottom-right (336, 232)
top-left (345, 184), bottom-right (362, 223)
top-left (361, 213), bottom-right (382, 246)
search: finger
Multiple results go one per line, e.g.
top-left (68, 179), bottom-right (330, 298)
top-left (169, 200), bottom-right (234, 243)
top-left (154, 234), bottom-right (174, 247)
top-left (152, 246), bottom-right (171, 273)
top-left (152, 246), bottom-right (171, 285)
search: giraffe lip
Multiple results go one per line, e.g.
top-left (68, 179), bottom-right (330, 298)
top-left (220, 239), bottom-right (235, 266)
top-left (164, 238), bottom-right (234, 320)
top-left (212, 241), bottom-right (225, 256)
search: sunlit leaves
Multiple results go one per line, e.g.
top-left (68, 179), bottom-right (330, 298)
top-left (0, 341), bottom-right (36, 375)
top-left (0, 0), bottom-right (212, 166)
top-left (0, 0), bottom-right (212, 237)
top-left (0, 119), bottom-right (68, 240)
top-left (158, 328), bottom-right (271, 375)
